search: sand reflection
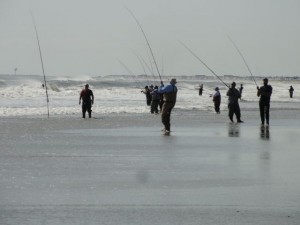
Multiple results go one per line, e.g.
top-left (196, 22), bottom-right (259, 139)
top-left (228, 123), bottom-right (240, 137)
top-left (260, 126), bottom-right (270, 140)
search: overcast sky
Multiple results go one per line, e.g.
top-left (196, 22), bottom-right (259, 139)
top-left (0, 0), bottom-right (299, 77)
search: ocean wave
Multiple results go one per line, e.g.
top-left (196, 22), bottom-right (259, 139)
top-left (0, 74), bottom-right (299, 117)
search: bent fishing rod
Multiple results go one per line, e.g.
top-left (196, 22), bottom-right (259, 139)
top-left (117, 59), bottom-right (144, 88)
top-left (131, 51), bottom-right (152, 85)
top-left (227, 36), bottom-right (258, 87)
top-left (125, 7), bottom-right (162, 83)
top-left (179, 40), bottom-right (229, 88)
top-left (31, 12), bottom-right (50, 118)
top-left (137, 53), bottom-right (159, 86)
top-left (135, 54), bottom-right (150, 86)
top-left (132, 52), bottom-right (147, 76)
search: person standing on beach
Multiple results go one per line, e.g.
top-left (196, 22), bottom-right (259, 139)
top-left (199, 84), bottom-right (203, 96)
top-left (149, 85), bottom-right (154, 91)
top-left (257, 78), bottom-right (272, 126)
top-left (159, 94), bottom-right (164, 113)
top-left (150, 86), bottom-right (160, 114)
top-left (141, 86), bottom-right (152, 106)
top-left (212, 87), bottom-right (221, 114)
top-left (79, 84), bottom-right (94, 118)
top-left (289, 85), bottom-right (294, 98)
top-left (239, 84), bottom-right (243, 98)
top-left (227, 82), bottom-right (243, 123)
top-left (158, 78), bottom-right (178, 134)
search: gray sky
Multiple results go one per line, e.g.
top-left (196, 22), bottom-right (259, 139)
top-left (0, 0), bottom-right (299, 77)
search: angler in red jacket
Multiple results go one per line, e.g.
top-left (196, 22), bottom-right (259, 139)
top-left (79, 84), bottom-right (94, 118)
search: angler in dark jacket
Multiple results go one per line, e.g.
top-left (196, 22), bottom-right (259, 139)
top-left (227, 82), bottom-right (243, 123)
top-left (79, 84), bottom-right (94, 118)
top-left (158, 78), bottom-right (178, 134)
top-left (213, 87), bottom-right (221, 114)
top-left (257, 78), bottom-right (272, 126)
top-left (150, 86), bottom-right (160, 114)
top-left (199, 84), bottom-right (203, 96)
top-left (141, 86), bottom-right (152, 106)
top-left (239, 84), bottom-right (244, 98)
top-left (289, 85), bottom-right (294, 98)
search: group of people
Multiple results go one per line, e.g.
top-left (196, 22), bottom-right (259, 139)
top-left (209, 78), bottom-right (273, 126)
top-left (141, 79), bottom-right (178, 134)
top-left (141, 85), bottom-right (163, 114)
top-left (210, 83), bottom-right (243, 115)
top-left (78, 79), bottom-right (178, 135)
top-left (79, 77), bottom-right (295, 134)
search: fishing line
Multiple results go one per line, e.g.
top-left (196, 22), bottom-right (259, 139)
top-left (117, 59), bottom-right (144, 87)
top-left (145, 49), bottom-right (156, 82)
top-left (131, 49), bottom-right (157, 85)
top-left (139, 53), bottom-right (157, 85)
top-left (131, 51), bottom-right (150, 85)
top-left (227, 35), bottom-right (258, 87)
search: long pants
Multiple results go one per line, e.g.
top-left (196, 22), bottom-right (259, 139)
top-left (151, 100), bottom-right (159, 113)
top-left (161, 102), bottom-right (175, 131)
top-left (214, 102), bottom-right (220, 113)
top-left (228, 103), bottom-right (241, 122)
top-left (159, 99), bottom-right (164, 112)
top-left (290, 92), bottom-right (293, 98)
top-left (259, 102), bottom-right (270, 125)
top-left (146, 99), bottom-right (151, 106)
top-left (82, 102), bottom-right (92, 118)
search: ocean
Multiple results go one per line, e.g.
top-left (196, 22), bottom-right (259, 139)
top-left (0, 74), bottom-right (299, 117)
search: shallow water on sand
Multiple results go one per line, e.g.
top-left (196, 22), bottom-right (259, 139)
top-left (0, 115), bottom-right (300, 225)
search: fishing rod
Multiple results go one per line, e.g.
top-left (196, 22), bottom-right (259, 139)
top-left (146, 48), bottom-right (155, 78)
top-left (227, 35), bottom-right (258, 87)
top-left (31, 12), bottom-right (50, 118)
top-left (131, 51), bottom-right (150, 85)
top-left (132, 52), bottom-right (147, 76)
top-left (125, 7), bottom-right (162, 82)
top-left (131, 50), bottom-right (157, 85)
top-left (117, 59), bottom-right (144, 88)
top-left (179, 40), bottom-right (229, 88)
top-left (142, 51), bottom-right (156, 84)
top-left (161, 56), bottom-right (164, 80)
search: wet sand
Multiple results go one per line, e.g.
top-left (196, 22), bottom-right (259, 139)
top-left (1, 110), bottom-right (300, 225)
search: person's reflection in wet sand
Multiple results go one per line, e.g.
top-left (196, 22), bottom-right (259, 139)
top-left (260, 125), bottom-right (270, 140)
top-left (228, 123), bottom-right (240, 137)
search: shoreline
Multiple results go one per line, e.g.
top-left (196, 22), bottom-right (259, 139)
top-left (1, 107), bottom-right (300, 127)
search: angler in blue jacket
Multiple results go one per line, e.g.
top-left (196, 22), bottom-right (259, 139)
top-left (158, 78), bottom-right (178, 134)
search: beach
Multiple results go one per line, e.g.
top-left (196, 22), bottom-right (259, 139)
top-left (1, 109), bottom-right (300, 225)
top-left (1, 0), bottom-right (300, 223)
